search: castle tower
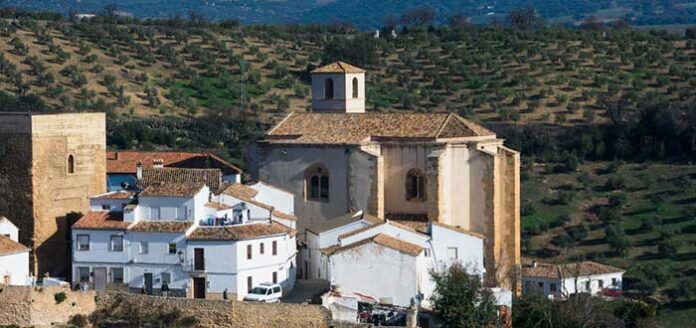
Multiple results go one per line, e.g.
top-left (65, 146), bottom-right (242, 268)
top-left (0, 112), bottom-right (106, 277)
top-left (310, 61), bottom-right (365, 113)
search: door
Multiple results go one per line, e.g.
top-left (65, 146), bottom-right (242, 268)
top-left (194, 248), bottom-right (205, 271)
top-left (93, 267), bottom-right (107, 291)
top-left (193, 277), bottom-right (206, 299)
top-left (144, 273), bottom-right (153, 295)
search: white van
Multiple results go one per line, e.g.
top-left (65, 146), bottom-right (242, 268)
top-left (244, 283), bottom-right (282, 303)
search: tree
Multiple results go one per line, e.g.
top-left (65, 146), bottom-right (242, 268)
top-left (506, 7), bottom-right (542, 31)
top-left (429, 263), bottom-right (498, 327)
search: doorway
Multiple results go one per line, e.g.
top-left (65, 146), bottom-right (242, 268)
top-left (94, 267), bottom-right (107, 291)
top-left (144, 273), bottom-right (153, 295)
top-left (193, 277), bottom-right (206, 299)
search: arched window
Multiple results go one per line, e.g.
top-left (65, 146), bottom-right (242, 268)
top-left (306, 163), bottom-right (329, 201)
top-left (324, 78), bottom-right (334, 99)
top-left (352, 77), bottom-right (358, 98)
top-left (67, 154), bottom-right (75, 174)
top-left (406, 168), bottom-right (425, 201)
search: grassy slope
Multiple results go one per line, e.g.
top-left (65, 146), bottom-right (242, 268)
top-left (523, 161), bottom-right (696, 326)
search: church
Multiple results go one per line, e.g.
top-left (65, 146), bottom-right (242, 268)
top-left (252, 61), bottom-right (521, 291)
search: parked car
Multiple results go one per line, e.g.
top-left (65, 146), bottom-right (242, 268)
top-left (244, 283), bottom-right (282, 303)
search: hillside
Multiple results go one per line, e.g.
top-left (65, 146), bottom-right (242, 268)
top-left (5, 0), bottom-right (696, 28)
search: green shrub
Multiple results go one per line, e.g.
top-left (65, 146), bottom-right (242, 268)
top-left (54, 291), bottom-right (67, 304)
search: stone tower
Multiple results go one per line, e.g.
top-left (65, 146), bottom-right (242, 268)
top-left (310, 61), bottom-right (366, 113)
top-left (0, 112), bottom-right (106, 277)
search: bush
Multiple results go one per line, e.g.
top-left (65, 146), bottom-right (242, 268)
top-left (68, 314), bottom-right (90, 327)
top-left (54, 291), bottom-right (67, 304)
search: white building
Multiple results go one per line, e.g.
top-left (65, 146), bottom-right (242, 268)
top-left (521, 258), bottom-right (625, 299)
top-left (71, 180), bottom-right (297, 301)
top-left (0, 217), bottom-right (31, 285)
top-left (302, 211), bottom-right (485, 308)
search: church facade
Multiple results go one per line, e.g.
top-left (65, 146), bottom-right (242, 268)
top-left (253, 62), bottom-right (520, 291)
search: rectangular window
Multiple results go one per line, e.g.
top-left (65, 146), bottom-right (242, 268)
top-left (447, 247), bottom-right (458, 260)
top-left (168, 243), bottom-right (177, 254)
top-left (111, 267), bottom-right (124, 284)
top-left (178, 206), bottom-right (188, 220)
top-left (247, 244), bottom-right (252, 260)
top-left (102, 204), bottom-right (111, 210)
top-left (140, 241), bottom-right (149, 254)
top-left (161, 272), bottom-right (171, 285)
top-left (247, 276), bottom-right (253, 292)
top-left (585, 281), bottom-right (591, 292)
top-left (272, 241), bottom-right (278, 255)
top-left (612, 278), bottom-right (618, 286)
top-left (110, 235), bottom-right (123, 252)
top-left (538, 282), bottom-right (544, 289)
top-left (260, 242), bottom-right (265, 255)
top-left (598, 280), bottom-right (604, 289)
top-left (272, 272), bottom-right (278, 284)
top-left (424, 248), bottom-right (431, 257)
top-left (151, 207), bottom-right (161, 220)
top-left (77, 234), bottom-right (90, 251)
top-left (550, 283), bottom-right (557, 292)
top-left (78, 267), bottom-right (90, 282)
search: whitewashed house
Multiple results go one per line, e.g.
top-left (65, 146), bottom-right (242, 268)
top-left (0, 217), bottom-right (31, 285)
top-left (303, 212), bottom-right (485, 308)
top-left (521, 258), bottom-right (625, 299)
top-left (71, 178), bottom-right (297, 301)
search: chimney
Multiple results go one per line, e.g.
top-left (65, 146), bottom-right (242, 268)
top-left (136, 161), bottom-right (143, 180)
top-left (153, 159), bottom-right (164, 169)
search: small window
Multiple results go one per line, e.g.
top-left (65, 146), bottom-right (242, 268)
top-left (352, 77), bottom-right (358, 98)
top-left (111, 267), bottom-right (124, 284)
top-left (78, 267), bottom-right (90, 282)
top-left (140, 241), bottom-right (149, 254)
top-left (538, 282), bottom-right (544, 289)
top-left (272, 241), bottom-right (278, 255)
top-left (161, 272), bottom-right (171, 285)
top-left (247, 244), bottom-right (252, 260)
top-left (272, 272), bottom-right (278, 284)
top-left (447, 247), bottom-right (458, 260)
top-left (550, 283), bottom-right (557, 292)
top-left (612, 278), bottom-right (618, 286)
top-left (598, 280), bottom-right (604, 289)
top-left (424, 248), bottom-right (431, 257)
top-left (77, 234), bottom-right (90, 251)
top-left (324, 78), bottom-right (334, 99)
top-left (168, 243), bottom-right (176, 254)
top-left (260, 242), bottom-right (265, 255)
top-left (247, 276), bottom-right (253, 292)
top-left (67, 154), bottom-right (75, 174)
top-left (306, 164), bottom-right (329, 201)
top-left (585, 281), bottom-right (591, 291)
top-left (102, 204), bottom-right (111, 210)
top-left (406, 168), bottom-right (426, 201)
top-left (110, 235), bottom-right (123, 252)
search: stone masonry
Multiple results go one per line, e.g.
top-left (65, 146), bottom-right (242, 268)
top-left (0, 112), bottom-right (106, 277)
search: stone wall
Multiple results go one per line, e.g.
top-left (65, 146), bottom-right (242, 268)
top-left (0, 285), bottom-right (96, 327)
top-left (96, 293), bottom-right (332, 328)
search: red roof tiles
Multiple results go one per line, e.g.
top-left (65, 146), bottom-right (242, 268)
top-left (72, 211), bottom-right (129, 230)
top-left (107, 151), bottom-right (241, 174)
top-left (0, 235), bottom-right (29, 256)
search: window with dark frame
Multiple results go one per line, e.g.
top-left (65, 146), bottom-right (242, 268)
top-left (272, 272), bottom-right (278, 284)
top-left (67, 154), bottom-right (75, 174)
top-left (272, 241), bottom-right (277, 255)
top-left (110, 235), bottom-right (123, 252)
top-left (406, 168), bottom-right (426, 201)
top-left (324, 78), bottom-right (334, 99)
top-left (352, 77), bottom-right (358, 98)
top-left (247, 244), bottom-right (252, 260)
top-left (260, 242), bottom-right (264, 255)
top-left (78, 267), bottom-right (90, 282)
top-left (247, 276), bottom-right (253, 292)
top-left (77, 234), bottom-right (90, 251)
top-left (168, 243), bottom-right (176, 254)
top-left (111, 267), bottom-right (124, 284)
top-left (306, 164), bottom-right (329, 201)
top-left (585, 281), bottom-right (591, 291)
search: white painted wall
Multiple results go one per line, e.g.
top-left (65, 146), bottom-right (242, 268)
top-left (338, 222), bottom-right (428, 247)
top-left (0, 218), bottom-right (19, 241)
top-left (304, 218), bottom-right (372, 280)
top-left (72, 229), bottom-right (130, 264)
top-left (250, 182), bottom-right (294, 214)
top-left (522, 272), bottom-right (624, 299)
top-left (311, 72), bottom-right (365, 113)
top-left (0, 251), bottom-right (30, 285)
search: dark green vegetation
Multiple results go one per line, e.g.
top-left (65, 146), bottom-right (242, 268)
top-left (522, 161), bottom-right (696, 327)
top-left (5, 0), bottom-right (696, 28)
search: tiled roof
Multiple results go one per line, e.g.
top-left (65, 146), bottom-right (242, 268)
top-left (385, 213), bottom-right (429, 234)
top-left (272, 209), bottom-right (298, 221)
top-left (92, 191), bottom-right (135, 200)
top-left (324, 233), bottom-right (423, 257)
top-left (205, 202), bottom-right (232, 211)
top-left (265, 113), bottom-right (495, 145)
top-left (222, 183), bottom-right (259, 200)
top-left (72, 211), bottom-right (129, 230)
top-left (107, 151), bottom-right (241, 174)
top-left (311, 61), bottom-right (365, 74)
top-left (521, 258), bottom-right (625, 279)
top-left (187, 222), bottom-right (295, 241)
top-left (0, 235), bottom-right (29, 256)
top-left (431, 222), bottom-right (486, 239)
top-left (139, 182), bottom-right (205, 198)
top-left (129, 221), bottom-right (192, 233)
top-left (306, 211), bottom-right (383, 235)
top-left (139, 168), bottom-right (222, 191)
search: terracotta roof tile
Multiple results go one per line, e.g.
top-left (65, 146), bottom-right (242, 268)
top-left (431, 222), bottom-right (486, 239)
top-left (139, 168), bottom-right (222, 191)
top-left (187, 222), bottom-right (294, 241)
top-left (272, 209), bottom-right (297, 221)
top-left (139, 182), bottom-right (205, 198)
top-left (222, 183), bottom-right (259, 200)
top-left (107, 151), bottom-right (241, 174)
top-left (311, 61), bottom-right (365, 74)
top-left (522, 258), bottom-right (625, 279)
top-left (129, 221), bottom-right (192, 233)
top-left (265, 113), bottom-right (494, 144)
top-left (307, 211), bottom-right (383, 235)
top-left (92, 191), bottom-right (135, 200)
top-left (72, 211), bottom-right (129, 230)
top-left (324, 233), bottom-right (423, 257)
top-left (0, 235), bottom-right (29, 256)
top-left (205, 202), bottom-right (232, 211)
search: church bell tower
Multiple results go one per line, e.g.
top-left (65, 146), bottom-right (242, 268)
top-left (310, 61), bottom-right (365, 113)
